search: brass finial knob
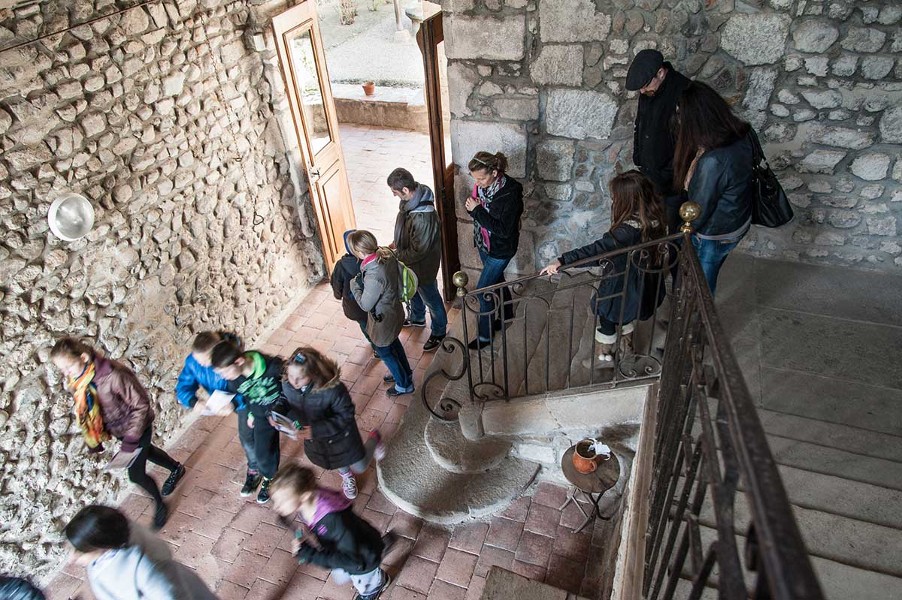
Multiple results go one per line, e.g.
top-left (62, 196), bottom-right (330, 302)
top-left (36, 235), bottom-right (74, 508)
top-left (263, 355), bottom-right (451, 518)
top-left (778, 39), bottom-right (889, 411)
top-left (679, 201), bottom-right (701, 233)
top-left (453, 271), bottom-right (469, 297)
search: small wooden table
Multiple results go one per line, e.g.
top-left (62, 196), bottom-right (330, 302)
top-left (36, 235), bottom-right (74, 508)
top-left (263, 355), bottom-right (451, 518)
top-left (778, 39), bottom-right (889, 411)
top-left (559, 445), bottom-right (621, 533)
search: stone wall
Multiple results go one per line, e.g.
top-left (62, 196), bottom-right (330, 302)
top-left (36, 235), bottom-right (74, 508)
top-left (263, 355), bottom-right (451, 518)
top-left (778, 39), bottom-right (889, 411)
top-left (443, 0), bottom-right (902, 275)
top-left (0, 0), bottom-right (323, 578)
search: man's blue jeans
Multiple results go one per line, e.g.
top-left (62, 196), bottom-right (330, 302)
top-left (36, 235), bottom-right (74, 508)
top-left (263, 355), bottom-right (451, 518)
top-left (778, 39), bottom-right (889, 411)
top-left (408, 280), bottom-right (448, 337)
top-left (691, 235), bottom-right (741, 296)
top-left (476, 250), bottom-right (513, 342)
top-left (375, 338), bottom-right (413, 391)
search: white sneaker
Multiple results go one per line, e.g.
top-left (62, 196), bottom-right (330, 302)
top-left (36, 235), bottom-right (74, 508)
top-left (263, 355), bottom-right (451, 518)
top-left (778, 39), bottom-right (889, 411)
top-left (371, 430), bottom-right (386, 461)
top-left (341, 474), bottom-right (358, 499)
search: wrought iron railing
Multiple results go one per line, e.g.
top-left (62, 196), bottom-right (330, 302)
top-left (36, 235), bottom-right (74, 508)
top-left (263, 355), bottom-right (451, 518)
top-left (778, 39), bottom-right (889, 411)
top-left (643, 232), bottom-right (823, 598)
top-left (418, 201), bottom-right (822, 597)
top-left (437, 235), bottom-right (682, 407)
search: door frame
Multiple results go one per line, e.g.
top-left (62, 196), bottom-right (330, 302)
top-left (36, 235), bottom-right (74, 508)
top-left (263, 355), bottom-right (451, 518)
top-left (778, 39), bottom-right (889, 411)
top-left (273, 1), bottom-right (356, 273)
top-left (417, 13), bottom-right (459, 300)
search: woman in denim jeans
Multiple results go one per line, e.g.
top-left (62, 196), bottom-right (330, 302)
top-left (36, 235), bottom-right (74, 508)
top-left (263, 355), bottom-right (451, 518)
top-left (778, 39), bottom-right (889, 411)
top-left (464, 152), bottom-right (524, 350)
top-left (348, 230), bottom-right (415, 397)
top-left (673, 81), bottom-right (755, 295)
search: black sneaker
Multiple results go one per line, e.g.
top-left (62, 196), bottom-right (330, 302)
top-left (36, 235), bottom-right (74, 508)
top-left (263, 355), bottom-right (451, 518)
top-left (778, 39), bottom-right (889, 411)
top-left (372, 350), bottom-right (381, 361)
top-left (152, 503), bottom-right (169, 530)
top-left (386, 385), bottom-right (414, 397)
top-left (403, 318), bottom-right (426, 328)
top-left (423, 335), bottom-right (445, 352)
top-left (257, 477), bottom-right (273, 504)
top-left (240, 472), bottom-right (263, 497)
top-left (161, 464), bottom-right (186, 497)
top-left (355, 572), bottom-right (391, 600)
top-left (383, 373), bottom-right (395, 383)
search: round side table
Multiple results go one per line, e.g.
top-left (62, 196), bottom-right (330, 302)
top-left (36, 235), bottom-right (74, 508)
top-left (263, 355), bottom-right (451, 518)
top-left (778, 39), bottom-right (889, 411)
top-left (559, 445), bottom-right (621, 533)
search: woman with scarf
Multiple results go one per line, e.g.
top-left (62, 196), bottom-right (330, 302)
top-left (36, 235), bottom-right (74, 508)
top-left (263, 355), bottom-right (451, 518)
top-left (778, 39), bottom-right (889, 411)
top-left (50, 338), bottom-right (185, 530)
top-left (464, 151), bottom-right (524, 350)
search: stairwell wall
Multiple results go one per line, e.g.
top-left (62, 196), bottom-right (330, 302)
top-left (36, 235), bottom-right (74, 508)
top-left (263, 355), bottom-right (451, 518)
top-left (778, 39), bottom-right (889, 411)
top-left (442, 0), bottom-right (902, 278)
top-left (0, 0), bottom-right (323, 579)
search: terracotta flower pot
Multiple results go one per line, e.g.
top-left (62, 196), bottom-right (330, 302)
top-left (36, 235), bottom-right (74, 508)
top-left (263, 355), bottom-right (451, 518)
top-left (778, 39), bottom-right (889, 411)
top-left (573, 439), bottom-right (599, 474)
top-left (362, 81), bottom-right (376, 96)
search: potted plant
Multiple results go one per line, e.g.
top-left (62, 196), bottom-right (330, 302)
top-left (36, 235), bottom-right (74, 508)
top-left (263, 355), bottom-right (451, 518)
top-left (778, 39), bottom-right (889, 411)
top-left (362, 81), bottom-right (376, 96)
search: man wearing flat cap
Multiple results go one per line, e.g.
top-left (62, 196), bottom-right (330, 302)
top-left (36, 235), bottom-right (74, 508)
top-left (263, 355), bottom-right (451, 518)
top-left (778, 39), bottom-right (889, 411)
top-left (626, 49), bottom-right (690, 232)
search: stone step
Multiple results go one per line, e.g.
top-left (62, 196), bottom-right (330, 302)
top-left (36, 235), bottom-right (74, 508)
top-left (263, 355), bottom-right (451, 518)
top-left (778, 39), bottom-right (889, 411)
top-left (482, 383), bottom-right (649, 439)
top-left (699, 487), bottom-right (902, 578)
top-left (758, 408), bottom-right (902, 463)
top-left (424, 416), bottom-right (512, 474)
top-left (379, 359), bottom-right (539, 523)
top-left (480, 566), bottom-right (589, 600)
top-left (689, 523), bottom-right (902, 600)
top-left (765, 433), bottom-right (902, 491)
top-left (516, 273), bottom-right (596, 396)
top-left (775, 464), bottom-right (902, 530)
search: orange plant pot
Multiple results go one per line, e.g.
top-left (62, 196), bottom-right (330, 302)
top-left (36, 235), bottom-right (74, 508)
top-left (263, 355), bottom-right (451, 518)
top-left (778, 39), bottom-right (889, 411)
top-left (362, 81), bottom-right (376, 96)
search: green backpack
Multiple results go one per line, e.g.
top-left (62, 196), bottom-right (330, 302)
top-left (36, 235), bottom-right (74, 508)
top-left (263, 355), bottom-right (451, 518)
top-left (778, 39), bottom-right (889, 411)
top-left (398, 260), bottom-right (418, 303)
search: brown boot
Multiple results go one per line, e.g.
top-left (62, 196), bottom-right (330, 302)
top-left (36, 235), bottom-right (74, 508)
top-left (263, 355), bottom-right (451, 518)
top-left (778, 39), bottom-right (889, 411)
top-left (619, 333), bottom-right (634, 358)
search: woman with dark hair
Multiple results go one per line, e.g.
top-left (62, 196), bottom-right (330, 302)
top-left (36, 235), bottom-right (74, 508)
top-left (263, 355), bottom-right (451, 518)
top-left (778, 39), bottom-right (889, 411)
top-left (672, 81), bottom-right (754, 295)
top-left (464, 151), bottom-right (524, 350)
top-left (50, 338), bottom-right (185, 530)
top-left (64, 505), bottom-right (218, 600)
top-left (278, 346), bottom-right (386, 500)
top-left (541, 170), bottom-right (667, 365)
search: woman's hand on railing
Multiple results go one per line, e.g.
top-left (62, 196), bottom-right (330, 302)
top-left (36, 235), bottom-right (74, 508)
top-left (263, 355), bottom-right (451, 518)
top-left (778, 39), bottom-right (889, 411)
top-left (539, 260), bottom-right (562, 276)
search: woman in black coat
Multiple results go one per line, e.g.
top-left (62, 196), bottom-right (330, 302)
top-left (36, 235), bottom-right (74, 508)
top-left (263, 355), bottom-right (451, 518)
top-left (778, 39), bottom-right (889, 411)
top-left (278, 346), bottom-right (385, 500)
top-left (541, 171), bottom-right (667, 366)
top-left (464, 151), bottom-right (524, 350)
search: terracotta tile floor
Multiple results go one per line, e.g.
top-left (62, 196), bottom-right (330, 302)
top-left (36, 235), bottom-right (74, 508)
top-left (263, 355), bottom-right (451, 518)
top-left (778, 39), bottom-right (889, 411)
top-left (44, 127), bottom-right (611, 598)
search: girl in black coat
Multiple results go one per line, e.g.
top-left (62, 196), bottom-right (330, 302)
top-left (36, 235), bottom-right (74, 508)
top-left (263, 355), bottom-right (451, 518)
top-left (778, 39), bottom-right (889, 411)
top-left (270, 464), bottom-right (391, 600)
top-left (279, 346), bottom-right (385, 500)
top-left (541, 171), bottom-right (667, 366)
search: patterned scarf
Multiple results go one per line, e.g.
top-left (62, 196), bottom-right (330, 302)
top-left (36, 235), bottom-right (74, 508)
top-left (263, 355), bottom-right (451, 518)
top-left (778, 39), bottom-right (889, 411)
top-left (472, 175), bottom-right (507, 253)
top-left (69, 363), bottom-right (109, 450)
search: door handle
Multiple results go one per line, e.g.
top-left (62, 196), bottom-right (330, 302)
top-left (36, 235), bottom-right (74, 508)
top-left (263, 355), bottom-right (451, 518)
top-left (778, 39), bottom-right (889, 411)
top-left (309, 166), bottom-right (321, 178)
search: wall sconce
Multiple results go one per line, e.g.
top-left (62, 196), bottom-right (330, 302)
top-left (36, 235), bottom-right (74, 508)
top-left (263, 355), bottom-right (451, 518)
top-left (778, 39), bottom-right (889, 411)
top-left (48, 193), bottom-right (95, 241)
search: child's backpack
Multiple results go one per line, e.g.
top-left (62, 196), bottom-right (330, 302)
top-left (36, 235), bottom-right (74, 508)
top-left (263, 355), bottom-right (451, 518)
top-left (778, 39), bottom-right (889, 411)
top-left (398, 260), bottom-right (418, 303)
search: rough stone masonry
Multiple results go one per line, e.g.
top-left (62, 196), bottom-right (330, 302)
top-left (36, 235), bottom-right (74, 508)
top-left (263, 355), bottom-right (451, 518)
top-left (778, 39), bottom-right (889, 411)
top-left (0, 0), bottom-right (323, 579)
top-left (443, 0), bottom-right (902, 275)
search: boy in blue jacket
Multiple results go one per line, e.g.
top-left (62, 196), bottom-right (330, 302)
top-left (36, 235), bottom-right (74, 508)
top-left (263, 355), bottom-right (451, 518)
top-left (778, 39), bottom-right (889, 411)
top-left (176, 331), bottom-right (262, 498)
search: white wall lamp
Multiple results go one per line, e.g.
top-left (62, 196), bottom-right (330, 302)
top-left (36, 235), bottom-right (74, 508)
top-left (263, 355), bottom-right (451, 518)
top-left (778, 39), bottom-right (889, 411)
top-left (47, 193), bottom-right (95, 241)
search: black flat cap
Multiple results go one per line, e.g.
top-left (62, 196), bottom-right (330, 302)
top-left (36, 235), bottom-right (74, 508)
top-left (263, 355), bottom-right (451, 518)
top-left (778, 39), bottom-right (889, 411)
top-left (626, 49), bottom-right (664, 91)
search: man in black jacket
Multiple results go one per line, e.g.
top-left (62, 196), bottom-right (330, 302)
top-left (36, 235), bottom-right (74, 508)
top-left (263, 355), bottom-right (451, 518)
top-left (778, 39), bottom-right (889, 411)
top-left (626, 49), bottom-right (691, 232)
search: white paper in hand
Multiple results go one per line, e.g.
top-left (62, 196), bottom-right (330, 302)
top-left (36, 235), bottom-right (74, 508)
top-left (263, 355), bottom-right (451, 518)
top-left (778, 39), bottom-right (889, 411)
top-left (203, 390), bottom-right (235, 416)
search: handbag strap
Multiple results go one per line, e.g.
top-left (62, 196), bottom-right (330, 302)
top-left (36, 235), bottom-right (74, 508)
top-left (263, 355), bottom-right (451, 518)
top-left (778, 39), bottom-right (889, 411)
top-left (748, 129), bottom-right (768, 168)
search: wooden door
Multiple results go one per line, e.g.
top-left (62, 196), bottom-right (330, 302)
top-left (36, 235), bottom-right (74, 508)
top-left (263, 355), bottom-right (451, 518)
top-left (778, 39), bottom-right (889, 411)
top-left (417, 12), bottom-right (459, 299)
top-left (273, 2), bottom-right (355, 271)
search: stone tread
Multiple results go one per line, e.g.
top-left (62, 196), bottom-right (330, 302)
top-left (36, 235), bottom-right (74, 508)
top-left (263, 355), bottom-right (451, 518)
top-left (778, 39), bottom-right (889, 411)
top-left (424, 416), bottom-right (512, 474)
top-left (699, 488), bottom-right (902, 578)
top-left (690, 524), bottom-right (902, 600)
top-left (481, 566), bottom-right (590, 600)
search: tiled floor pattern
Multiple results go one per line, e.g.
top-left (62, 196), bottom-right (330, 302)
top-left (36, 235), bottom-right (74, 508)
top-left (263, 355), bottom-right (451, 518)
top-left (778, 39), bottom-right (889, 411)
top-left (45, 126), bottom-right (610, 599)
top-left (46, 286), bottom-right (610, 600)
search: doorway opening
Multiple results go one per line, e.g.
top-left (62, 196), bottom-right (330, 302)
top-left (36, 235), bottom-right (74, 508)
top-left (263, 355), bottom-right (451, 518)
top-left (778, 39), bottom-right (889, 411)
top-left (274, 0), bottom-right (455, 294)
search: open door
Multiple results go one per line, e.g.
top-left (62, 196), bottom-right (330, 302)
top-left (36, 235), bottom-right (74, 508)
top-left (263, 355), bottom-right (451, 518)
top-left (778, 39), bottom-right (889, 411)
top-left (417, 12), bottom-right (459, 299)
top-left (273, 2), bottom-right (355, 271)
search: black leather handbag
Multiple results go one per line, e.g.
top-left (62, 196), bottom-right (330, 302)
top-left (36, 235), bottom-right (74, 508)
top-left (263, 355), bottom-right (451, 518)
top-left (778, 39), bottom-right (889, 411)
top-left (749, 130), bottom-right (794, 228)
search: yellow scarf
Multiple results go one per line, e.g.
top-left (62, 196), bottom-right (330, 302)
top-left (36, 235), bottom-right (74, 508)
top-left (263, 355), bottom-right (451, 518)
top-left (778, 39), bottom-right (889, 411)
top-left (70, 363), bottom-right (110, 450)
